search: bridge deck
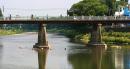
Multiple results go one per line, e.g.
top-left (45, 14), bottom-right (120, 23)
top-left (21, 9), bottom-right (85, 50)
top-left (0, 16), bottom-right (130, 24)
top-left (0, 20), bottom-right (130, 24)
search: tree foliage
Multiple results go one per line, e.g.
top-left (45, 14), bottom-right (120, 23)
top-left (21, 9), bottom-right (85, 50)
top-left (102, 0), bottom-right (128, 15)
top-left (68, 0), bottom-right (108, 16)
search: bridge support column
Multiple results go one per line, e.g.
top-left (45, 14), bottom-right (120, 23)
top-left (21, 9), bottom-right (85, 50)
top-left (88, 23), bottom-right (107, 46)
top-left (33, 24), bottom-right (49, 48)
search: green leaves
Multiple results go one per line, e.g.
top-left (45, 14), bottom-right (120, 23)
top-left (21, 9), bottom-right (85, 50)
top-left (68, 0), bottom-right (108, 16)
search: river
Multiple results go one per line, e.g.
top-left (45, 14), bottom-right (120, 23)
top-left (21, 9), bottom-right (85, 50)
top-left (0, 32), bottom-right (130, 69)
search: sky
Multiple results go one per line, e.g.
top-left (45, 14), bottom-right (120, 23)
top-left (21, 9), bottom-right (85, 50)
top-left (129, 0), bottom-right (130, 4)
top-left (0, 0), bottom-right (80, 16)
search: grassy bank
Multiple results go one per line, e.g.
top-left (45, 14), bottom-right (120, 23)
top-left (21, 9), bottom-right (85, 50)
top-left (103, 32), bottom-right (130, 45)
top-left (0, 29), bottom-right (23, 35)
top-left (75, 32), bottom-right (130, 45)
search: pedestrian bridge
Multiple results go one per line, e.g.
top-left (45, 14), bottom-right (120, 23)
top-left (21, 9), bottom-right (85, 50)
top-left (0, 16), bottom-right (130, 48)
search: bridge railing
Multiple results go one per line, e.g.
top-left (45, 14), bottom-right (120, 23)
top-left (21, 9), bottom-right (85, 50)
top-left (0, 16), bottom-right (130, 20)
top-left (45, 16), bottom-right (130, 20)
top-left (2, 16), bottom-right (35, 20)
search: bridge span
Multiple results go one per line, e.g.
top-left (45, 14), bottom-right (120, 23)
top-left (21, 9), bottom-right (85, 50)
top-left (0, 16), bottom-right (130, 24)
top-left (0, 16), bottom-right (130, 48)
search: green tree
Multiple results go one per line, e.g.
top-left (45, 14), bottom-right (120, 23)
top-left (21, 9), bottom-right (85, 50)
top-left (66, 0), bottom-right (108, 34)
top-left (103, 0), bottom-right (128, 15)
top-left (68, 0), bottom-right (108, 16)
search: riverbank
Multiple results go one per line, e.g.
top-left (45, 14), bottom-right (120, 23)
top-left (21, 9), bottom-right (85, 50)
top-left (1, 28), bottom-right (130, 46)
top-left (75, 32), bottom-right (130, 45)
top-left (47, 29), bottom-right (130, 45)
top-left (0, 29), bottom-right (23, 35)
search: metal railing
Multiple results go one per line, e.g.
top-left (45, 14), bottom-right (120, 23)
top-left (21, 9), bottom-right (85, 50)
top-left (0, 16), bottom-right (130, 21)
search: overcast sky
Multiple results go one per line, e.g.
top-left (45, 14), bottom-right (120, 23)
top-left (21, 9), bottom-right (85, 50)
top-left (0, 0), bottom-right (80, 16)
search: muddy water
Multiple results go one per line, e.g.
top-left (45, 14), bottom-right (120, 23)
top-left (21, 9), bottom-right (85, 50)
top-left (0, 33), bottom-right (82, 69)
top-left (0, 33), bottom-right (130, 69)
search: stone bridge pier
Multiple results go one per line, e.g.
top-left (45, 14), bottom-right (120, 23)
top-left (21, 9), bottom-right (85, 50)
top-left (33, 22), bottom-right (106, 48)
top-left (88, 23), bottom-right (107, 46)
top-left (33, 23), bottom-right (49, 48)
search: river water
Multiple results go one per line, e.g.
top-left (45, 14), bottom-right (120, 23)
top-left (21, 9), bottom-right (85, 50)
top-left (0, 32), bottom-right (130, 69)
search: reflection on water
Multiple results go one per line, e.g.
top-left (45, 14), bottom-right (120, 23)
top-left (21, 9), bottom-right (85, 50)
top-left (0, 42), bottom-right (3, 68)
top-left (37, 48), bottom-right (48, 69)
top-left (68, 46), bottom-right (107, 69)
top-left (111, 47), bottom-right (124, 69)
top-left (68, 45), bottom-right (130, 69)
top-left (0, 43), bottom-right (3, 59)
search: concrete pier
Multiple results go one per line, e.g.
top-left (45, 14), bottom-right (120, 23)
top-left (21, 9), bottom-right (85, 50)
top-left (33, 23), bottom-right (49, 48)
top-left (88, 23), bottom-right (107, 46)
